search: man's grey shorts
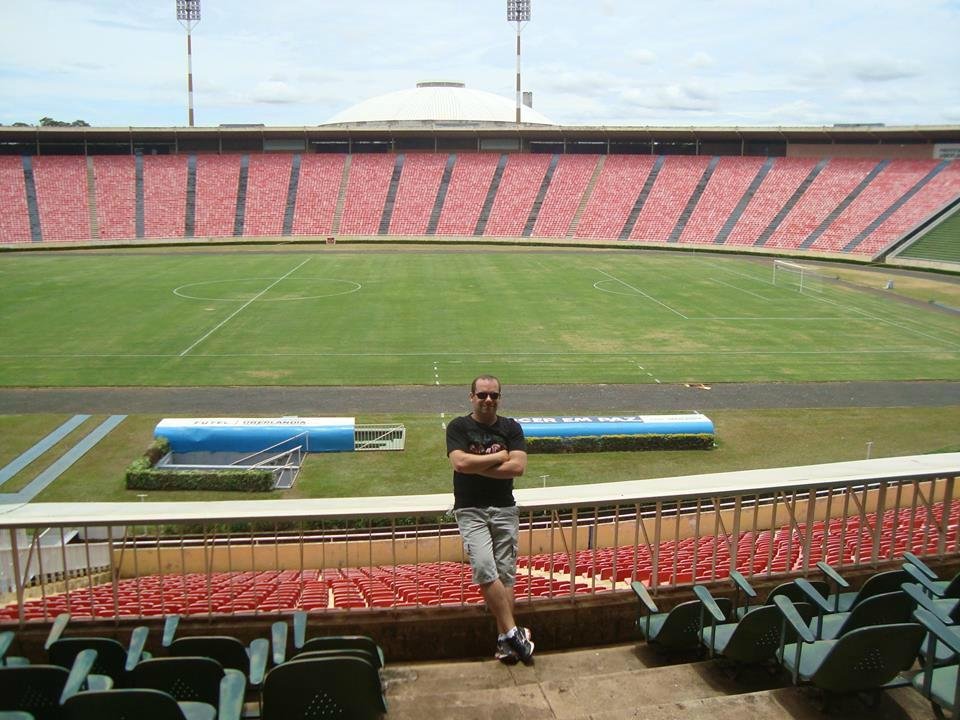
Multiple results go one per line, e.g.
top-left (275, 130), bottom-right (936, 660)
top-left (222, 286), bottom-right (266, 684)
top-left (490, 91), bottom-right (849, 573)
top-left (453, 506), bottom-right (520, 586)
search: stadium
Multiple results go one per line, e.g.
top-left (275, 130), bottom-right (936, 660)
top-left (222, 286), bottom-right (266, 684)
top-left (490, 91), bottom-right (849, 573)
top-left (1, 1), bottom-right (960, 718)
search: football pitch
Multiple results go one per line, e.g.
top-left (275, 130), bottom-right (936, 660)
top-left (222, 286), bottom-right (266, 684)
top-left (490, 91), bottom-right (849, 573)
top-left (1, 245), bottom-right (958, 388)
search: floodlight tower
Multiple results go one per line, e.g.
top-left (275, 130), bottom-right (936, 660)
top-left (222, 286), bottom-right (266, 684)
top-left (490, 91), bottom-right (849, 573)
top-left (507, 0), bottom-right (531, 124)
top-left (176, 0), bottom-right (201, 127)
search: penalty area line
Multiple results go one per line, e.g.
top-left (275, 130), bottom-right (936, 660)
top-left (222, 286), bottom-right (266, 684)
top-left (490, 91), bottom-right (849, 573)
top-left (179, 258), bottom-right (312, 357)
top-left (592, 268), bottom-right (689, 319)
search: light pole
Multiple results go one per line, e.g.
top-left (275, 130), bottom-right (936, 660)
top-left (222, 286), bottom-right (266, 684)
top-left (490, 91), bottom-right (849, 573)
top-left (176, 0), bottom-right (201, 127)
top-left (507, 0), bottom-right (531, 125)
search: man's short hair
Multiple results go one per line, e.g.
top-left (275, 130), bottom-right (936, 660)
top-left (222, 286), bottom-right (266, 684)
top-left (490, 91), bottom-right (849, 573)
top-left (470, 374), bottom-right (501, 394)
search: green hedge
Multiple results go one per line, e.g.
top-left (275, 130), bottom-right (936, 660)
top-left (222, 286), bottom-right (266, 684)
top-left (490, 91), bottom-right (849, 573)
top-left (526, 433), bottom-right (714, 454)
top-left (125, 436), bottom-right (274, 492)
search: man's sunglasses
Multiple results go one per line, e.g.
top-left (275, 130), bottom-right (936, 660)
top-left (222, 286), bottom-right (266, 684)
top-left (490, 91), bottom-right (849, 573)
top-left (474, 392), bottom-right (500, 400)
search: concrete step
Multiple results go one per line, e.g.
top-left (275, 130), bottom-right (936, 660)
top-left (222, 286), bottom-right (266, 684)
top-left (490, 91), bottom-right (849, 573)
top-left (383, 643), bottom-right (933, 720)
top-left (580, 686), bottom-right (930, 720)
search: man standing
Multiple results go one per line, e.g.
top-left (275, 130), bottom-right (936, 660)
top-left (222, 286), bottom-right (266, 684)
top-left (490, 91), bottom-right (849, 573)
top-left (446, 374), bottom-right (534, 664)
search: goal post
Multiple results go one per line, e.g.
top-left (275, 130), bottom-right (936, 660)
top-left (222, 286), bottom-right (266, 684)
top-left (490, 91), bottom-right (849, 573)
top-left (772, 259), bottom-right (810, 293)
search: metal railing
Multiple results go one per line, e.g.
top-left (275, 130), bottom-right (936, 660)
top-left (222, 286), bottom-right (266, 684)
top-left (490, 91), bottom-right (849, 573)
top-left (1, 453), bottom-right (957, 624)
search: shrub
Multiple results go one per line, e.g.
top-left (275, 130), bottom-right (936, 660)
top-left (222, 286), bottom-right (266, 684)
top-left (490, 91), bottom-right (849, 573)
top-left (125, 466), bottom-right (274, 492)
top-left (125, 435), bottom-right (273, 492)
top-left (143, 436), bottom-right (170, 466)
top-left (526, 433), bottom-right (714, 454)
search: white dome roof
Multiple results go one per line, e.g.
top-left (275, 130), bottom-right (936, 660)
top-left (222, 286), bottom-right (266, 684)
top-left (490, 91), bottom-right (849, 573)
top-left (323, 82), bottom-right (554, 126)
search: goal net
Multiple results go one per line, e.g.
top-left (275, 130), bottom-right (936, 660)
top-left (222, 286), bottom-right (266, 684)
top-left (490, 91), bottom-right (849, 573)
top-left (772, 259), bottom-right (816, 293)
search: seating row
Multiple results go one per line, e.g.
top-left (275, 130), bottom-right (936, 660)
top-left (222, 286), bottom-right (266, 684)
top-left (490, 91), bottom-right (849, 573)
top-left (2, 500), bottom-right (955, 621)
top-left (0, 611), bottom-right (387, 719)
top-left (633, 558), bottom-right (960, 714)
top-left (1, 154), bottom-right (955, 257)
top-left (523, 499), bottom-right (960, 585)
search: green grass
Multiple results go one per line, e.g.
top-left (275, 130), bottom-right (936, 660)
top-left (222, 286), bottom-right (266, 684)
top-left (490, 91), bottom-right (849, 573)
top-left (899, 209), bottom-right (960, 263)
top-left (0, 414), bottom-right (72, 469)
top-left (2, 245), bottom-right (958, 504)
top-left (16, 406), bottom-right (960, 502)
top-left (827, 265), bottom-right (960, 307)
top-left (1, 246), bottom-right (958, 387)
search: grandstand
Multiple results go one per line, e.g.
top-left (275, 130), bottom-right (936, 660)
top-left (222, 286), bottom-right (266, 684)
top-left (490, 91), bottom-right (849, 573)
top-left (2, 83), bottom-right (960, 719)
top-left (2, 151), bottom-right (958, 262)
top-left (2, 118), bottom-right (959, 265)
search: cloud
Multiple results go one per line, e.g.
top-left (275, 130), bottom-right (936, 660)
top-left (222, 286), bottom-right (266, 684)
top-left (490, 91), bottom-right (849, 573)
top-left (1, 1), bottom-right (956, 127)
top-left (850, 58), bottom-right (922, 82)
top-left (839, 85), bottom-right (915, 106)
top-left (751, 99), bottom-right (826, 126)
top-left (89, 18), bottom-right (155, 32)
top-left (626, 49), bottom-right (657, 65)
top-left (536, 67), bottom-right (620, 98)
top-left (621, 82), bottom-right (718, 113)
top-left (249, 81), bottom-right (302, 105)
top-left (685, 52), bottom-right (714, 69)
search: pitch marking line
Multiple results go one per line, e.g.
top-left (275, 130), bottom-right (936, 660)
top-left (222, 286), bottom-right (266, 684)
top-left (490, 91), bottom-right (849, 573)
top-left (2, 348), bottom-right (956, 360)
top-left (634, 362), bottom-right (662, 384)
top-left (179, 258), bottom-right (312, 357)
top-left (697, 259), bottom-right (959, 345)
top-left (592, 268), bottom-right (689, 319)
top-left (433, 360), bottom-right (447, 430)
top-left (802, 287), bottom-right (960, 350)
top-left (595, 268), bottom-right (837, 322)
top-left (174, 277), bottom-right (361, 302)
top-left (708, 277), bottom-right (770, 301)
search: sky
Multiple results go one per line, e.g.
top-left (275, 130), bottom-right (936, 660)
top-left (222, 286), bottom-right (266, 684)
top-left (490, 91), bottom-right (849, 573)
top-left (2, 0), bottom-right (959, 128)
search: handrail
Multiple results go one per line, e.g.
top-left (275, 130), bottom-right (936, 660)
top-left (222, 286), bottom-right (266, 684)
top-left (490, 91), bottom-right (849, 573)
top-left (0, 452), bottom-right (957, 624)
top-left (0, 453), bottom-right (956, 528)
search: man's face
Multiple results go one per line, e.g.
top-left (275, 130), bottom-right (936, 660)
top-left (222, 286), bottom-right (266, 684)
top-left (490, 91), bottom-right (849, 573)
top-left (470, 378), bottom-right (501, 422)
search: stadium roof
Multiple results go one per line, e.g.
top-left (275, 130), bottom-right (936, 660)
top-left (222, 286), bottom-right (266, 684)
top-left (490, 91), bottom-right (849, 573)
top-left (2, 123), bottom-right (958, 158)
top-left (322, 81), bottom-right (554, 127)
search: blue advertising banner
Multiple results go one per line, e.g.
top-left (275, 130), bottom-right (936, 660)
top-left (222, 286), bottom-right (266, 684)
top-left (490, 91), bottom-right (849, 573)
top-left (155, 417), bottom-right (356, 453)
top-left (516, 413), bottom-right (714, 438)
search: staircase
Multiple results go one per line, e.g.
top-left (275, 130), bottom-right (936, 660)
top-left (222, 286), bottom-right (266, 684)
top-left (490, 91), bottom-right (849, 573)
top-left (331, 154), bottom-right (351, 234)
top-left (618, 155), bottom-right (665, 240)
top-left (566, 155), bottom-right (605, 238)
top-left (522, 154), bottom-right (561, 237)
top-left (426, 154), bottom-right (456, 236)
top-left (134, 153), bottom-right (145, 239)
top-left (668, 156), bottom-right (721, 243)
top-left (233, 155), bottom-right (249, 237)
top-left (383, 643), bottom-right (930, 719)
top-left (281, 153), bottom-right (302, 236)
top-left (378, 154), bottom-right (405, 235)
top-left (473, 154), bottom-right (509, 236)
top-left (754, 158), bottom-right (828, 247)
top-left (21, 156), bottom-right (42, 242)
top-left (184, 155), bottom-right (197, 238)
top-left (83, 156), bottom-right (100, 240)
top-left (800, 159), bottom-right (888, 249)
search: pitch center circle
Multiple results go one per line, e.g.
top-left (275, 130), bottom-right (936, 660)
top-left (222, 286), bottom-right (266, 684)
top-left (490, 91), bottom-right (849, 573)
top-left (593, 280), bottom-right (639, 297)
top-left (173, 278), bottom-right (362, 302)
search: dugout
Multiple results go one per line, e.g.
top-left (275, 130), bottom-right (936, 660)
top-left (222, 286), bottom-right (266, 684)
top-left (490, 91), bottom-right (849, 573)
top-left (153, 417), bottom-right (405, 489)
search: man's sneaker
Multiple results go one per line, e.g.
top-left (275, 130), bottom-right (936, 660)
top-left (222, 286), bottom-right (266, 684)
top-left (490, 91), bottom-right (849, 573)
top-left (506, 626), bottom-right (534, 664)
top-left (495, 636), bottom-right (519, 664)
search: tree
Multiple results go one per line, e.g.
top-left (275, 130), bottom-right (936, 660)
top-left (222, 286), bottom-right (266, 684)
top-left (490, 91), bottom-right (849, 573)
top-left (39, 117), bottom-right (90, 127)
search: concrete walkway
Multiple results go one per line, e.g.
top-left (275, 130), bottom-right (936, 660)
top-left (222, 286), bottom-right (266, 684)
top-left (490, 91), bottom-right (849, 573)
top-left (1, 381), bottom-right (958, 415)
top-left (0, 415), bottom-right (126, 504)
top-left (383, 643), bottom-right (932, 719)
